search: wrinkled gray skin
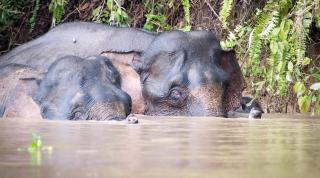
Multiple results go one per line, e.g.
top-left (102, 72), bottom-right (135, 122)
top-left (35, 55), bottom-right (132, 120)
top-left (0, 56), bottom-right (132, 121)
top-left (133, 31), bottom-right (245, 116)
top-left (0, 22), bottom-right (245, 117)
top-left (0, 22), bottom-right (155, 70)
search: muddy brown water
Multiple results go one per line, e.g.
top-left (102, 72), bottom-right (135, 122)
top-left (0, 114), bottom-right (319, 178)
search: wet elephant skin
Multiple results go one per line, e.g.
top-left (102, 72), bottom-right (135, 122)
top-left (0, 56), bottom-right (132, 121)
top-left (35, 55), bottom-right (132, 120)
top-left (0, 22), bottom-right (245, 117)
top-left (132, 30), bottom-right (245, 116)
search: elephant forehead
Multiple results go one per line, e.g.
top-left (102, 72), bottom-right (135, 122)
top-left (187, 62), bottom-right (227, 89)
top-left (148, 30), bottom-right (220, 53)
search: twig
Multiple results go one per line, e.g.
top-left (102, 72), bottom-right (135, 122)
top-left (204, 0), bottom-right (220, 22)
top-left (97, 0), bottom-right (106, 22)
top-left (204, 0), bottom-right (231, 33)
top-left (61, 8), bottom-right (79, 22)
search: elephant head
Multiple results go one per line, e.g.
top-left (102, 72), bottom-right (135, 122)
top-left (130, 30), bottom-right (245, 117)
top-left (35, 55), bottom-right (132, 120)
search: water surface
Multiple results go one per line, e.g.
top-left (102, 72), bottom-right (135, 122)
top-left (0, 114), bottom-right (319, 178)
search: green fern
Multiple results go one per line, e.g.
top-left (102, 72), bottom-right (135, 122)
top-left (219, 0), bottom-right (234, 28)
top-left (49, 0), bottom-right (69, 26)
top-left (294, 2), bottom-right (313, 65)
top-left (315, 0), bottom-right (320, 28)
top-left (28, 0), bottom-right (41, 33)
top-left (221, 24), bottom-right (252, 49)
top-left (260, 11), bottom-right (279, 39)
top-left (92, 0), bottom-right (130, 27)
top-left (181, 0), bottom-right (191, 31)
top-left (0, 0), bottom-right (25, 33)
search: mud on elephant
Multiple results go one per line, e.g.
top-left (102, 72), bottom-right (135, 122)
top-left (0, 22), bottom-right (245, 117)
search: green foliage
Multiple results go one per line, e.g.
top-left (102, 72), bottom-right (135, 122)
top-left (49, 0), bottom-right (69, 26)
top-left (142, 0), bottom-right (191, 32)
top-left (221, 24), bottom-right (252, 49)
top-left (181, 0), bottom-right (191, 31)
top-left (315, 2), bottom-right (320, 28)
top-left (1, 0), bottom-right (319, 114)
top-left (221, 0), bottom-right (320, 114)
top-left (0, 0), bottom-right (25, 35)
top-left (219, 0), bottom-right (234, 28)
top-left (144, 14), bottom-right (172, 31)
top-left (92, 0), bottom-right (130, 27)
top-left (143, 0), bottom-right (173, 31)
top-left (29, 0), bottom-right (41, 33)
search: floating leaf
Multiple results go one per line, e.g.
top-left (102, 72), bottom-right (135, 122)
top-left (28, 133), bottom-right (42, 152)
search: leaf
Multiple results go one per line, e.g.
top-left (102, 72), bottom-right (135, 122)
top-left (28, 133), bottom-right (42, 152)
top-left (286, 72), bottom-right (292, 82)
top-left (107, 0), bottom-right (113, 10)
top-left (182, 25), bottom-right (191, 32)
top-left (315, 95), bottom-right (320, 114)
top-left (298, 95), bottom-right (312, 113)
top-left (277, 61), bottom-right (283, 72)
top-left (294, 82), bottom-right (306, 96)
top-left (310, 83), bottom-right (320, 91)
top-left (302, 57), bottom-right (311, 66)
top-left (287, 61), bottom-right (293, 72)
top-left (219, 0), bottom-right (234, 28)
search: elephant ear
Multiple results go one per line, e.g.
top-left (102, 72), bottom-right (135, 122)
top-left (219, 49), bottom-right (246, 112)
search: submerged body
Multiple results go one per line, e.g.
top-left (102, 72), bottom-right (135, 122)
top-left (35, 55), bottom-right (132, 120)
top-left (0, 22), bottom-right (245, 117)
top-left (0, 22), bottom-right (153, 115)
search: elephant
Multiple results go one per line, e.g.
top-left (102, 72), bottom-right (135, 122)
top-left (0, 22), bottom-right (153, 114)
top-left (0, 55), bottom-right (133, 121)
top-left (0, 22), bottom-right (245, 117)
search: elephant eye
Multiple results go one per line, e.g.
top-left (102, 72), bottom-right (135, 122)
top-left (169, 89), bottom-right (182, 100)
top-left (70, 106), bottom-right (88, 120)
top-left (168, 87), bottom-right (187, 106)
top-left (73, 111), bottom-right (82, 119)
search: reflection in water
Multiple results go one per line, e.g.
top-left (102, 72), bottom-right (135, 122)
top-left (0, 114), bottom-right (319, 178)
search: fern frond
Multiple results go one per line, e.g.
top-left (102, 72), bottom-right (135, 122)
top-left (29, 0), bottom-right (41, 33)
top-left (260, 11), bottom-right (279, 39)
top-left (219, 0), bottom-right (234, 28)
top-left (181, 0), bottom-right (191, 31)
top-left (294, 1), bottom-right (313, 65)
top-left (49, 0), bottom-right (69, 27)
top-left (314, 0), bottom-right (320, 28)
